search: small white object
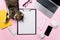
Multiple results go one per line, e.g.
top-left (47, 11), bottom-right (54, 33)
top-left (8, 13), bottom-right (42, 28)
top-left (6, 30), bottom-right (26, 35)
top-left (8, 27), bottom-right (17, 36)
top-left (40, 18), bottom-right (46, 30)
top-left (39, 32), bottom-right (45, 39)
top-left (51, 20), bottom-right (58, 28)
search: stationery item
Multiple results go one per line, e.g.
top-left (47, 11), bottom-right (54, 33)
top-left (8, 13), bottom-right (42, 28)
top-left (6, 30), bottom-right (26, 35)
top-left (39, 32), bottom-right (45, 39)
top-left (0, 10), bottom-right (11, 30)
top-left (44, 26), bottom-right (53, 36)
top-left (40, 18), bottom-right (46, 30)
top-left (51, 20), bottom-right (58, 28)
top-left (8, 27), bottom-right (17, 36)
top-left (17, 8), bottom-right (36, 35)
top-left (23, 0), bottom-right (32, 7)
top-left (33, 0), bottom-right (58, 18)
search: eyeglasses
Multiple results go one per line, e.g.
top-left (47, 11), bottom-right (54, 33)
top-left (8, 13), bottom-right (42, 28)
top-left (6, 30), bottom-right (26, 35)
top-left (23, 0), bottom-right (32, 7)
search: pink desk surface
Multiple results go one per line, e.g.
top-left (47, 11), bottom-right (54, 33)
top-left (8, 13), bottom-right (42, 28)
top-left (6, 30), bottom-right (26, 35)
top-left (0, 0), bottom-right (60, 40)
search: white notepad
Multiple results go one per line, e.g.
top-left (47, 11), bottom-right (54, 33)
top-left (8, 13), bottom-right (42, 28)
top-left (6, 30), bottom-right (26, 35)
top-left (17, 8), bottom-right (36, 35)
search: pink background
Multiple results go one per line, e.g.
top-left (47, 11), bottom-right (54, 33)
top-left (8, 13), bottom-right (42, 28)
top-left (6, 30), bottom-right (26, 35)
top-left (0, 0), bottom-right (60, 40)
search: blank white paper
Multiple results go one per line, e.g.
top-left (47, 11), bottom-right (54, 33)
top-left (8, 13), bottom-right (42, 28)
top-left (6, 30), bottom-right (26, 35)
top-left (17, 9), bottom-right (36, 35)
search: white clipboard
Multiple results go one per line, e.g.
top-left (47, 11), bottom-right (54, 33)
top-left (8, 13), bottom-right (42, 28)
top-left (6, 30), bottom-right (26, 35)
top-left (17, 8), bottom-right (36, 35)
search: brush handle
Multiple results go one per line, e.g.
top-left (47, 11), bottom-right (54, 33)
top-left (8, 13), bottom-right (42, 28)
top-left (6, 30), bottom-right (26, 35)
top-left (40, 18), bottom-right (46, 30)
